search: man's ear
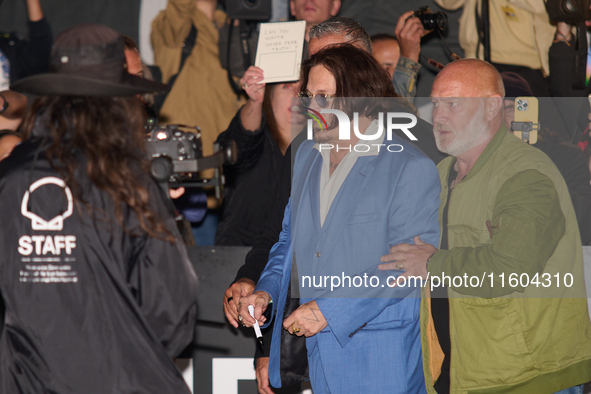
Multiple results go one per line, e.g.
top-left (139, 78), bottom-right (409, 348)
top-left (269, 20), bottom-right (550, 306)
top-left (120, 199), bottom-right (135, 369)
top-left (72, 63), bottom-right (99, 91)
top-left (486, 96), bottom-right (503, 121)
top-left (330, 0), bottom-right (341, 16)
top-left (290, 0), bottom-right (296, 17)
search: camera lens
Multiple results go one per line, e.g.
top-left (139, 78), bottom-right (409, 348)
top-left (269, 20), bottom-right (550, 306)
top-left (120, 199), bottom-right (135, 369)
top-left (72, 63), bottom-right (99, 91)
top-left (415, 8), bottom-right (448, 32)
top-left (150, 156), bottom-right (173, 182)
top-left (564, 0), bottom-right (576, 12)
top-left (435, 12), bottom-right (447, 31)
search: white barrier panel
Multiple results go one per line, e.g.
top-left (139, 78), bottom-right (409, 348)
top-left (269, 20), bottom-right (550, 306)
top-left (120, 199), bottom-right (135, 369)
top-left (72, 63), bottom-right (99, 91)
top-left (176, 359), bottom-right (193, 393)
top-left (138, 0), bottom-right (167, 65)
top-left (212, 358), bottom-right (256, 394)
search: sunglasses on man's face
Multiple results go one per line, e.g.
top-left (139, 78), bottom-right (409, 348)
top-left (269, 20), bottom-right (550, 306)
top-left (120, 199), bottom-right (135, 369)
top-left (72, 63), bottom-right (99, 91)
top-left (297, 92), bottom-right (335, 108)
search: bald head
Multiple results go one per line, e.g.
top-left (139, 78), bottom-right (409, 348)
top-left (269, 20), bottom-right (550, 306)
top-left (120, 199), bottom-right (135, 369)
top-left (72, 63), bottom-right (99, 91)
top-left (432, 59), bottom-right (505, 98)
top-left (431, 59), bottom-right (505, 163)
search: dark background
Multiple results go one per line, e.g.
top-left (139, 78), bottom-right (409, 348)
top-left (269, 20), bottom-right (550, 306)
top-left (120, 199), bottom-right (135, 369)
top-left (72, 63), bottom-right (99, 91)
top-left (0, 0), bottom-right (141, 45)
top-left (0, 0), bottom-right (463, 96)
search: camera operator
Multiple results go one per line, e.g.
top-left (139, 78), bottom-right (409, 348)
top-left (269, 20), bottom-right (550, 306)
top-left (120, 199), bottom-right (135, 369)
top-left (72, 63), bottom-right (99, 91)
top-left (393, 11), bottom-right (424, 98)
top-left (152, 0), bottom-right (242, 156)
top-left (152, 0), bottom-right (248, 245)
top-left (2, 24), bottom-right (198, 393)
top-left (371, 11), bottom-right (424, 99)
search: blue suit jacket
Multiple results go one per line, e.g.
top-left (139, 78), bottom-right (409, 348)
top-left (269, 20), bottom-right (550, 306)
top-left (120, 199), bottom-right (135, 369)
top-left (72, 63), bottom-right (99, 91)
top-left (256, 135), bottom-right (441, 393)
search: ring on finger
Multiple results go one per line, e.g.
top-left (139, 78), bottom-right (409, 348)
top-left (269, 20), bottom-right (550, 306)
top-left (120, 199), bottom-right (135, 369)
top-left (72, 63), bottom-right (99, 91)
top-left (243, 83), bottom-right (250, 89)
top-left (291, 323), bottom-right (300, 334)
top-left (238, 315), bottom-right (243, 323)
top-left (396, 262), bottom-right (404, 270)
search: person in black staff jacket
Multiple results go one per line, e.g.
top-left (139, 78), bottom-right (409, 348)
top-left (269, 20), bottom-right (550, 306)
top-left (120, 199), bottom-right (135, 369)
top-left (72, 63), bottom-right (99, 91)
top-left (2, 24), bottom-right (198, 394)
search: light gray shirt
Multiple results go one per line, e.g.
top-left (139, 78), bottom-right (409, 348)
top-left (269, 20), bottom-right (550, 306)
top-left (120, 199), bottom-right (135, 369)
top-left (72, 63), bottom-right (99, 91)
top-left (314, 119), bottom-right (385, 227)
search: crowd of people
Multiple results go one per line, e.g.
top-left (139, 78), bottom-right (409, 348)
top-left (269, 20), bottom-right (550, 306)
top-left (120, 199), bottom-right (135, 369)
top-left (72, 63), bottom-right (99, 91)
top-left (1, 0), bottom-right (591, 393)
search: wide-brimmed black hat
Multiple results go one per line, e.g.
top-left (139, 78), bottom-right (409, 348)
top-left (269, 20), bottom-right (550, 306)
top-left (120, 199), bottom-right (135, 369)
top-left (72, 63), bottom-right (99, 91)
top-left (11, 23), bottom-right (169, 96)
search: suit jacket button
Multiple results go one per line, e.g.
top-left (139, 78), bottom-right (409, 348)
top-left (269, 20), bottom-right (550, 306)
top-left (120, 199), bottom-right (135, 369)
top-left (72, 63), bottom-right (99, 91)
top-left (315, 252), bottom-right (321, 257)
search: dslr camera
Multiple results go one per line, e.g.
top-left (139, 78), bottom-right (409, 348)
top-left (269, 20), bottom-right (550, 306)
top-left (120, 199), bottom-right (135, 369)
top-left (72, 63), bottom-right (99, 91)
top-left (414, 6), bottom-right (448, 32)
top-left (145, 124), bottom-right (237, 196)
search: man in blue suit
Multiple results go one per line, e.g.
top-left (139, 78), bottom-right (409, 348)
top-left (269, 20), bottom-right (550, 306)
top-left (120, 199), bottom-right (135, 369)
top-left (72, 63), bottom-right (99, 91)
top-left (239, 45), bottom-right (441, 393)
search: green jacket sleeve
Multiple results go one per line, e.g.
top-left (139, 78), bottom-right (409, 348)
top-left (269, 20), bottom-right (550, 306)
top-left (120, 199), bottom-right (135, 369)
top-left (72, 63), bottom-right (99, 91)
top-left (428, 169), bottom-right (565, 297)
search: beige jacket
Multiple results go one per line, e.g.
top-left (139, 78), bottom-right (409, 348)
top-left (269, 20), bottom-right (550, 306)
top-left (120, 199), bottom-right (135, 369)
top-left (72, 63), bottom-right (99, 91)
top-left (152, 0), bottom-right (243, 156)
top-left (435, 0), bottom-right (555, 75)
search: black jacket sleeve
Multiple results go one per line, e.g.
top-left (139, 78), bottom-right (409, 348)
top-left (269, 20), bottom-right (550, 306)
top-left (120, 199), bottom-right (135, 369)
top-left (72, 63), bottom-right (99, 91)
top-left (232, 130), bottom-right (309, 284)
top-left (233, 143), bottom-right (292, 283)
top-left (7, 17), bottom-right (52, 82)
top-left (216, 108), bottom-right (268, 175)
top-left (537, 128), bottom-right (591, 244)
top-left (549, 40), bottom-right (591, 98)
top-left (128, 180), bottom-right (199, 358)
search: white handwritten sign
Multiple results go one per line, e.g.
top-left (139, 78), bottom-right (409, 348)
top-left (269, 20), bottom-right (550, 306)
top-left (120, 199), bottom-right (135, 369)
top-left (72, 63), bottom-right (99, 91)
top-left (254, 20), bottom-right (306, 83)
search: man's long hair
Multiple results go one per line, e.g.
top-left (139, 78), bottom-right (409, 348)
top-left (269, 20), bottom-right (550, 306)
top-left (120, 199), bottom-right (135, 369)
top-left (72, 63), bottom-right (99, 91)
top-left (20, 95), bottom-right (174, 242)
top-left (300, 44), bottom-right (398, 123)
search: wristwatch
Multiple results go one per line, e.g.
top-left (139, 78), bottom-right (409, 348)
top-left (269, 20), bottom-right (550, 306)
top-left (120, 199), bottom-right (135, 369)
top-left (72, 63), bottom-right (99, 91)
top-left (0, 93), bottom-right (8, 114)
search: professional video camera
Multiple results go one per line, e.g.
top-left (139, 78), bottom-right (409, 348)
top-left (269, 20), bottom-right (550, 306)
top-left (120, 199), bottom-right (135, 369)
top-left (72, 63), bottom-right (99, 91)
top-left (145, 124), bottom-right (237, 198)
top-left (414, 6), bottom-right (448, 32)
top-left (546, 0), bottom-right (590, 24)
